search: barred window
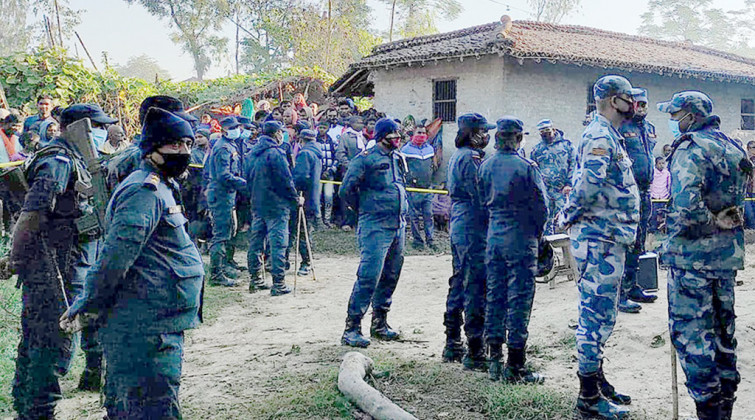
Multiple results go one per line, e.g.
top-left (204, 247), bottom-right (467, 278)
top-left (433, 79), bottom-right (457, 122)
top-left (741, 99), bottom-right (755, 130)
top-left (586, 83), bottom-right (596, 116)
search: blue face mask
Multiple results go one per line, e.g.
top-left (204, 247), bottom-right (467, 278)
top-left (91, 127), bottom-right (108, 150)
top-left (668, 112), bottom-right (691, 139)
top-left (241, 129), bottom-right (251, 140)
top-left (226, 128), bottom-right (241, 140)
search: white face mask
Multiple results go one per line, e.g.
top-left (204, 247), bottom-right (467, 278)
top-left (226, 128), bottom-right (241, 140)
top-left (92, 127), bottom-right (108, 150)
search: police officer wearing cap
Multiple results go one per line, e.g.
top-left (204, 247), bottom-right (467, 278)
top-left (442, 113), bottom-right (494, 368)
top-left (1, 104), bottom-right (117, 419)
top-left (62, 107), bottom-right (203, 419)
top-left (530, 118), bottom-right (575, 235)
top-left (658, 91), bottom-right (748, 420)
top-left (245, 120), bottom-right (300, 295)
top-left (559, 75), bottom-right (639, 420)
top-left (479, 117), bottom-right (548, 384)
top-left (106, 95), bottom-right (197, 192)
top-left (340, 117), bottom-right (408, 348)
top-left (206, 116), bottom-right (248, 286)
top-left (292, 129), bottom-right (323, 275)
top-left (617, 87), bottom-right (659, 313)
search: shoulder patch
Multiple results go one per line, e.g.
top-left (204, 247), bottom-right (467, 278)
top-left (589, 148), bottom-right (608, 156)
top-left (623, 132), bottom-right (638, 138)
top-left (143, 172), bottom-right (161, 190)
top-left (168, 205), bottom-right (183, 214)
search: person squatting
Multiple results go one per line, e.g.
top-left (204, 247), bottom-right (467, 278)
top-left (0, 73), bottom-right (748, 420)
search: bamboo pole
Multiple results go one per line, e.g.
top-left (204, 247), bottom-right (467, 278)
top-left (75, 31), bottom-right (99, 72)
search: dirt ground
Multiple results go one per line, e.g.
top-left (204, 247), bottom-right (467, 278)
top-left (50, 242), bottom-right (755, 420)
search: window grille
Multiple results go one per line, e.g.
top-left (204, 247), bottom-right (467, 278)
top-left (741, 99), bottom-right (755, 130)
top-left (433, 79), bottom-right (457, 122)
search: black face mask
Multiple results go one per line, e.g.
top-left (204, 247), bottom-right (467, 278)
top-left (471, 132), bottom-right (489, 149)
top-left (158, 152), bottom-right (191, 178)
top-left (632, 112), bottom-right (647, 122)
top-left (615, 97), bottom-right (635, 120)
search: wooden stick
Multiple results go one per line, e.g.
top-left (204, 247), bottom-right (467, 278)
top-left (671, 342), bottom-right (679, 420)
top-left (294, 201), bottom-right (302, 294)
top-left (300, 205), bottom-right (317, 282)
top-left (54, 0), bottom-right (63, 47)
top-left (75, 31), bottom-right (99, 72)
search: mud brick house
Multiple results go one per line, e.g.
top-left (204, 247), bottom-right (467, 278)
top-left (331, 17), bottom-right (755, 174)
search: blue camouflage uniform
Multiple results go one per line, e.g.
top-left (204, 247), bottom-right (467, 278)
top-left (10, 136), bottom-right (97, 418)
top-left (106, 143), bottom-right (143, 191)
top-left (69, 161), bottom-right (204, 418)
top-left (530, 127), bottom-right (575, 234)
top-left (562, 112), bottom-right (639, 375)
top-left (618, 90), bottom-right (657, 299)
top-left (479, 128), bottom-right (548, 351)
top-left (400, 140), bottom-right (435, 247)
top-left (293, 133), bottom-right (323, 265)
top-left (659, 91), bottom-right (746, 411)
top-left (340, 140), bottom-right (408, 328)
top-left (206, 130), bottom-right (247, 282)
top-left (245, 133), bottom-right (298, 286)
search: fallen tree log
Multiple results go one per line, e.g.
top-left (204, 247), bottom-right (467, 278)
top-left (337, 352), bottom-right (418, 420)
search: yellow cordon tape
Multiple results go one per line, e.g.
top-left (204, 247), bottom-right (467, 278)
top-left (4, 159), bottom-right (754, 201)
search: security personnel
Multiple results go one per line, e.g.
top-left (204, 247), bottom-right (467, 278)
top-left (443, 113), bottom-right (494, 369)
top-left (658, 91), bottom-right (748, 420)
top-left (62, 107), bottom-right (204, 419)
top-left (559, 75), bottom-right (639, 420)
top-left (617, 87), bottom-right (658, 313)
top-left (400, 124), bottom-right (436, 249)
top-left (1, 104), bottom-right (117, 419)
top-left (106, 96), bottom-right (197, 192)
top-left (206, 116), bottom-right (247, 286)
top-left (530, 119), bottom-right (575, 235)
top-left (292, 129), bottom-right (323, 275)
top-left (246, 121), bottom-right (300, 295)
top-left (479, 117), bottom-right (548, 383)
top-left (340, 118), bottom-right (408, 348)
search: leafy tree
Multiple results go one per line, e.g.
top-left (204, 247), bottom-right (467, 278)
top-left (236, 0), bottom-right (297, 74)
top-left (528, 0), bottom-right (581, 24)
top-left (382, 0), bottom-right (463, 41)
top-left (0, 0), bottom-right (30, 54)
top-left (0, 0), bottom-right (82, 53)
top-left (125, 0), bottom-right (230, 80)
top-left (114, 54), bottom-right (172, 81)
top-left (639, 0), bottom-right (755, 58)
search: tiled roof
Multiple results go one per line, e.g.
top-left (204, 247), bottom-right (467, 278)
top-left (334, 19), bottom-right (755, 92)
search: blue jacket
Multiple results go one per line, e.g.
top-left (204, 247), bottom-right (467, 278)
top-left (69, 162), bottom-right (205, 334)
top-left (400, 142), bottom-right (435, 189)
top-left (529, 131), bottom-right (575, 193)
top-left (207, 137), bottom-right (246, 195)
top-left (245, 135), bottom-right (298, 218)
top-left (478, 149), bottom-right (548, 260)
top-left (619, 119), bottom-right (657, 191)
top-left (340, 144), bottom-right (408, 230)
top-left (447, 146), bottom-right (487, 233)
top-left (294, 141), bottom-right (323, 214)
top-left (662, 116), bottom-right (747, 271)
top-left (106, 144), bottom-right (142, 192)
top-left (190, 146), bottom-right (209, 165)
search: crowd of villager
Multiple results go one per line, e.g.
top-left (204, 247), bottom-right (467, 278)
top-left (0, 73), bottom-right (748, 420)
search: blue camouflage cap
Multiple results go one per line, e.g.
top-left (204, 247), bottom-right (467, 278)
top-left (220, 116), bottom-right (241, 130)
top-left (496, 116), bottom-right (529, 134)
top-left (593, 75), bottom-right (634, 100)
top-left (657, 91), bottom-right (713, 117)
top-left (237, 116), bottom-right (252, 127)
top-left (300, 129), bottom-right (317, 140)
top-left (536, 119), bottom-right (553, 130)
top-left (457, 113), bottom-right (496, 132)
top-left (263, 120), bottom-right (285, 135)
top-left (631, 88), bottom-right (648, 103)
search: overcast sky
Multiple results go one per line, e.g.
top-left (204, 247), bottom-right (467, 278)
top-left (66, 0), bottom-right (745, 81)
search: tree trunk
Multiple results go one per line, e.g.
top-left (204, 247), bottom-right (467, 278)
top-left (389, 0), bottom-right (397, 42)
top-left (235, 4), bottom-right (240, 75)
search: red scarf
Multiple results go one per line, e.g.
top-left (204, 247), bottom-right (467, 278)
top-left (1, 130), bottom-right (17, 156)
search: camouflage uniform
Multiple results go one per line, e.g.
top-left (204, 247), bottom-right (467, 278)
top-left (530, 127), bottom-right (575, 234)
top-left (562, 113), bottom-right (639, 374)
top-left (659, 91), bottom-right (746, 417)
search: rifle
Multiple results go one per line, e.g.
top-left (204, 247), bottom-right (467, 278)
top-left (64, 118), bottom-right (109, 239)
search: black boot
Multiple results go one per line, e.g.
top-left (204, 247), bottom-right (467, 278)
top-left (487, 343), bottom-right (504, 381)
top-left (341, 317), bottom-right (370, 348)
top-left (503, 347), bottom-right (544, 384)
top-left (77, 353), bottom-right (103, 392)
top-left (598, 362), bottom-right (631, 405)
top-left (226, 244), bottom-right (247, 271)
top-left (462, 337), bottom-right (487, 372)
top-left (270, 276), bottom-right (291, 296)
top-left (695, 397), bottom-right (721, 420)
top-left (720, 378), bottom-right (738, 420)
top-left (626, 284), bottom-right (657, 303)
top-left (575, 372), bottom-right (630, 419)
top-left (209, 248), bottom-right (237, 287)
top-left (618, 293), bottom-right (641, 314)
top-left (248, 272), bottom-right (270, 293)
top-left (442, 313), bottom-right (464, 363)
top-left (370, 311), bottom-right (400, 341)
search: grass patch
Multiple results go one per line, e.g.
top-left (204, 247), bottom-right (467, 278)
top-left (0, 279), bottom-right (21, 415)
top-left (200, 276), bottom-right (247, 326)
